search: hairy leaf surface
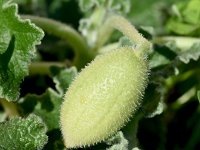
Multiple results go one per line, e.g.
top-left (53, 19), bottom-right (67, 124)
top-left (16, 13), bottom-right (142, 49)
top-left (0, 0), bottom-right (44, 101)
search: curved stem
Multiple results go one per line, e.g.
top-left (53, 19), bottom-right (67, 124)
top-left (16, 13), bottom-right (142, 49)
top-left (21, 15), bottom-right (96, 69)
top-left (96, 15), bottom-right (151, 58)
top-left (0, 98), bottom-right (19, 118)
top-left (29, 61), bottom-right (67, 75)
top-left (164, 68), bottom-right (200, 109)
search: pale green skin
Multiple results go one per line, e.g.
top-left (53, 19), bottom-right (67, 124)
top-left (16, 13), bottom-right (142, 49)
top-left (60, 47), bottom-right (148, 148)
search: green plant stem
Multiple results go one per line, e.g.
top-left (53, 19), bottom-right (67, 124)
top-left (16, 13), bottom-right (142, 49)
top-left (0, 98), bottom-right (19, 118)
top-left (153, 36), bottom-right (200, 50)
top-left (164, 68), bottom-right (200, 109)
top-left (96, 15), bottom-right (151, 58)
top-left (174, 86), bottom-right (196, 107)
top-left (198, 91), bottom-right (200, 102)
top-left (21, 15), bottom-right (96, 69)
top-left (29, 61), bottom-right (67, 75)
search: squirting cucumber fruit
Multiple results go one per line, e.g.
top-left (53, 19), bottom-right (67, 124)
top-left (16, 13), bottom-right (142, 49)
top-left (60, 15), bottom-right (151, 148)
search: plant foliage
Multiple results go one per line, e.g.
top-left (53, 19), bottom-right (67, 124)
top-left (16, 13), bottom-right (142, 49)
top-left (0, 0), bottom-right (200, 149)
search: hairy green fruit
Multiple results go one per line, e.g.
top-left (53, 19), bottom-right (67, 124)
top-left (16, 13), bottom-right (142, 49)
top-left (60, 47), bottom-right (148, 148)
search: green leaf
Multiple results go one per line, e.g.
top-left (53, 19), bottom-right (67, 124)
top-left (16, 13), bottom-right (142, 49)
top-left (166, 0), bottom-right (200, 35)
top-left (178, 43), bottom-right (200, 63)
top-left (0, 0), bottom-right (44, 101)
top-left (79, 0), bottom-right (130, 14)
top-left (50, 66), bottom-right (77, 95)
top-left (127, 0), bottom-right (187, 33)
top-left (197, 91), bottom-right (200, 103)
top-left (78, 0), bottom-right (130, 48)
top-left (149, 44), bottom-right (177, 69)
top-left (30, 89), bottom-right (62, 131)
top-left (0, 114), bottom-right (48, 150)
top-left (106, 131), bottom-right (128, 150)
top-left (20, 89), bottom-right (62, 131)
top-left (20, 67), bottom-right (77, 131)
top-left (104, 111), bottom-right (142, 150)
top-left (182, 0), bottom-right (200, 24)
top-left (142, 83), bottom-right (164, 118)
top-left (79, 0), bottom-right (96, 12)
top-left (166, 19), bottom-right (199, 35)
top-left (0, 35), bottom-right (15, 69)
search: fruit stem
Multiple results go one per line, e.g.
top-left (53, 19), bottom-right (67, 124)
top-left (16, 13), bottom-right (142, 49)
top-left (97, 15), bottom-right (151, 58)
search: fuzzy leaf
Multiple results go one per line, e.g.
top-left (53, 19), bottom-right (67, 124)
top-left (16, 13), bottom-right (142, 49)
top-left (20, 89), bottom-right (62, 131)
top-left (79, 0), bottom-right (96, 12)
top-left (106, 131), bottom-right (128, 150)
top-left (78, 0), bottom-right (130, 48)
top-left (20, 67), bottom-right (77, 131)
top-left (178, 43), bottom-right (200, 63)
top-left (149, 44), bottom-right (177, 69)
top-left (0, 114), bottom-right (48, 150)
top-left (166, 0), bottom-right (200, 35)
top-left (79, 0), bottom-right (130, 14)
top-left (50, 66), bottom-right (77, 95)
top-left (0, 0), bottom-right (44, 101)
top-left (142, 83), bottom-right (164, 118)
